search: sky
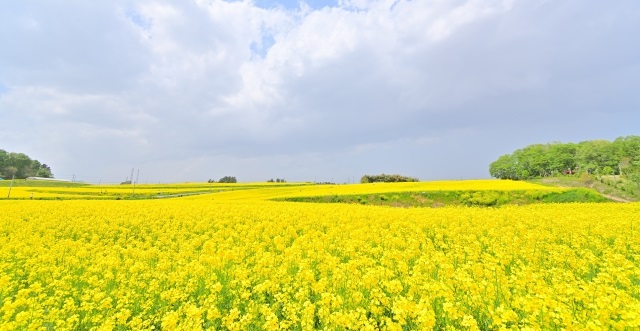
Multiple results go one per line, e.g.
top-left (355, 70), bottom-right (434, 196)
top-left (1, 0), bottom-right (639, 184)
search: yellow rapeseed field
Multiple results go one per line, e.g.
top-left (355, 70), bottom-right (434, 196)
top-left (1, 179), bottom-right (557, 201)
top-left (1, 180), bottom-right (639, 330)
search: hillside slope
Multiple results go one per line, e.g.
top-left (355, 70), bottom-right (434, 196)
top-left (529, 175), bottom-right (639, 202)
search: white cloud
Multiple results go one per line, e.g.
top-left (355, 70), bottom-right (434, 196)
top-left (1, 0), bottom-right (639, 182)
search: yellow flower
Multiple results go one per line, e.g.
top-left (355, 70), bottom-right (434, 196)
top-left (161, 311), bottom-right (179, 331)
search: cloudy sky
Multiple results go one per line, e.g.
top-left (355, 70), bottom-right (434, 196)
top-left (1, 0), bottom-right (639, 183)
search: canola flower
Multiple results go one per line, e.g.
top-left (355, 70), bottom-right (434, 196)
top-left (0, 181), bottom-right (639, 330)
top-left (0, 183), bottom-right (244, 200)
top-left (1, 179), bottom-right (560, 201)
top-left (187, 180), bottom-right (564, 202)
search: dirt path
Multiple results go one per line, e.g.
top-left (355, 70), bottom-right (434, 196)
top-left (602, 194), bottom-right (632, 203)
top-left (536, 178), bottom-right (636, 203)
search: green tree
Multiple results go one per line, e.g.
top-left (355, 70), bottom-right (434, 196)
top-left (36, 164), bottom-right (54, 178)
top-left (614, 136), bottom-right (640, 174)
top-left (218, 176), bottom-right (237, 183)
top-left (3, 166), bottom-right (17, 178)
top-left (0, 150), bottom-right (7, 167)
top-left (489, 154), bottom-right (517, 180)
top-left (489, 135), bottom-right (640, 180)
top-left (8, 153), bottom-right (32, 178)
top-left (601, 166), bottom-right (614, 176)
top-left (0, 149), bottom-right (55, 179)
top-left (629, 172), bottom-right (640, 193)
top-left (575, 140), bottom-right (618, 174)
top-left (547, 142), bottom-right (577, 174)
top-left (521, 144), bottom-right (551, 177)
top-left (360, 174), bottom-right (419, 183)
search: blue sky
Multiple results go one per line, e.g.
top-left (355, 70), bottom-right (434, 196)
top-left (1, 0), bottom-right (639, 183)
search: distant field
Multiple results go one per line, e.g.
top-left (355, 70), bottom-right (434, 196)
top-left (0, 180), bottom-right (311, 200)
top-left (1, 180), bottom-right (639, 329)
top-left (0, 179), bottom-right (611, 206)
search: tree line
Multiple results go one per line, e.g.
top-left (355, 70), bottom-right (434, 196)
top-left (208, 176), bottom-right (237, 183)
top-left (489, 135), bottom-right (640, 180)
top-left (0, 149), bottom-right (54, 179)
top-left (360, 173), bottom-right (419, 183)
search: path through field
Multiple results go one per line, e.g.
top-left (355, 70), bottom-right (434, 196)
top-left (603, 194), bottom-right (632, 202)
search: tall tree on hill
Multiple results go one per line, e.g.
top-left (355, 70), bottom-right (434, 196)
top-left (36, 164), bottom-right (53, 178)
top-left (615, 136), bottom-right (640, 170)
top-left (489, 135), bottom-right (640, 180)
top-left (547, 142), bottom-right (577, 174)
top-left (0, 150), bottom-right (7, 167)
top-left (575, 140), bottom-right (617, 174)
top-left (0, 149), bottom-right (54, 179)
top-left (3, 166), bottom-right (17, 179)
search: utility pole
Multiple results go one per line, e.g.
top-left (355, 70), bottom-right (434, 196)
top-left (132, 169), bottom-right (139, 195)
top-left (7, 175), bottom-right (15, 198)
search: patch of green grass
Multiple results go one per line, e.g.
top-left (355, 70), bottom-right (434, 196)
top-left (529, 175), bottom-right (639, 202)
top-left (539, 188), bottom-right (609, 203)
top-left (0, 179), bottom-right (89, 187)
top-left (276, 188), bottom-right (611, 208)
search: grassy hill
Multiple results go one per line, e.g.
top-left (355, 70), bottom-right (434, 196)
top-left (0, 179), bottom-right (88, 187)
top-left (528, 174), bottom-right (639, 202)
